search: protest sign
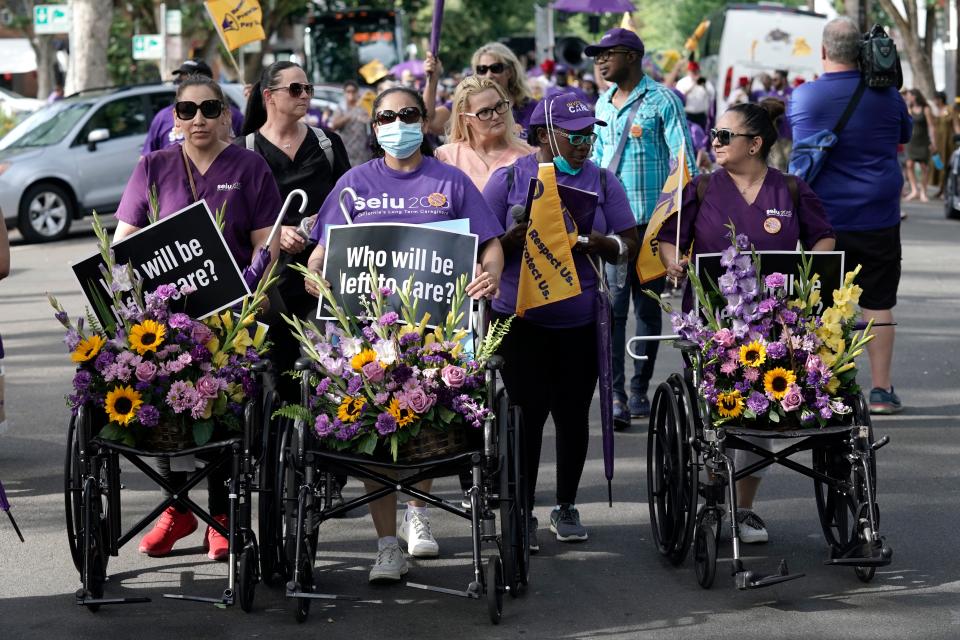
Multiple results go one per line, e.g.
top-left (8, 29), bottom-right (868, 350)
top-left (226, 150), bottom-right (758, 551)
top-left (696, 251), bottom-right (845, 315)
top-left (73, 201), bottom-right (250, 325)
top-left (321, 223), bottom-right (478, 330)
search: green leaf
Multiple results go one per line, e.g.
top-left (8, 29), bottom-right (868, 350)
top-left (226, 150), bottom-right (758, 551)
top-left (390, 434), bottom-right (399, 462)
top-left (273, 404), bottom-right (313, 423)
top-left (408, 422), bottom-right (422, 438)
top-left (98, 423), bottom-right (122, 441)
top-left (767, 410), bottom-right (780, 423)
top-left (193, 420), bottom-right (214, 446)
top-left (359, 432), bottom-right (378, 455)
top-left (743, 408), bottom-right (756, 420)
top-left (121, 429), bottom-right (136, 447)
top-left (438, 406), bottom-right (457, 425)
top-left (213, 392), bottom-right (229, 416)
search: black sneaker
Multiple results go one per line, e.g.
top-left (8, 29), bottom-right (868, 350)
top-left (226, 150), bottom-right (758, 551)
top-left (549, 505), bottom-right (588, 542)
top-left (869, 386), bottom-right (903, 415)
top-left (528, 517), bottom-right (539, 554)
top-left (628, 395), bottom-right (651, 418)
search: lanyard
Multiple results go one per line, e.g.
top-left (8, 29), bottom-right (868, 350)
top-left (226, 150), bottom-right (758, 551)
top-left (180, 145), bottom-right (199, 202)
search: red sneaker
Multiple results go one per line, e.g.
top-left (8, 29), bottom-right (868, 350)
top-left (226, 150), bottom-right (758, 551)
top-left (204, 514), bottom-right (230, 562)
top-left (139, 507), bottom-right (198, 556)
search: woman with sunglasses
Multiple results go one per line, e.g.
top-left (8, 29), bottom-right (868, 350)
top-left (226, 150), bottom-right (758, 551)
top-left (304, 86), bottom-right (505, 584)
top-left (423, 43), bottom-right (539, 139)
top-left (482, 93), bottom-right (639, 549)
top-left (114, 74), bottom-right (282, 562)
top-left (434, 76), bottom-right (532, 191)
top-left (657, 99), bottom-right (835, 545)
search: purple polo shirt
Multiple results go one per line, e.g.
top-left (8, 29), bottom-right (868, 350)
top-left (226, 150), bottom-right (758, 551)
top-left (310, 156), bottom-right (504, 245)
top-left (483, 153), bottom-right (636, 328)
top-left (513, 99), bottom-right (540, 137)
top-left (142, 104), bottom-right (245, 155)
top-left (116, 144), bottom-right (281, 266)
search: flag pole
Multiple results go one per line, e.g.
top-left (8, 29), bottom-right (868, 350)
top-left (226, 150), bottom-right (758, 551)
top-left (204, 3), bottom-right (244, 80)
top-left (672, 145), bottom-right (685, 287)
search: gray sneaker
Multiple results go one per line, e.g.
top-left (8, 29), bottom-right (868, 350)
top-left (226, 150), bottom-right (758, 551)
top-left (528, 517), bottom-right (539, 554)
top-left (368, 542), bottom-right (409, 583)
top-left (549, 505), bottom-right (588, 542)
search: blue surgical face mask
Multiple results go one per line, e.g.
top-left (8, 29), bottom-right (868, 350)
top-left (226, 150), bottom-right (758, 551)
top-left (553, 154), bottom-right (582, 175)
top-left (376, 121), bottom-right (423, 159)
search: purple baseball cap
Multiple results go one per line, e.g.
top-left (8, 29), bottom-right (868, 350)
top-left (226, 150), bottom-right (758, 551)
top-left (530, 92), bottom-right (607, 131)
top-left (584, 28), bottom-right (645, 57)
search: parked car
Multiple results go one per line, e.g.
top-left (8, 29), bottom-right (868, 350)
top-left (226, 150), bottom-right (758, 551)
top-left (0, 86), bottom-right (44, 119)
top-left (946, 133), bottom-right (960, 220)
top-left (0, 83), bottom-right (246, 242)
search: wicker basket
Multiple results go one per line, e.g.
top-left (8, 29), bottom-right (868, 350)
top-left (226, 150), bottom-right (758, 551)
top-left (397, 426), bottom-right (470, 463)
top-left (143, 420), bottom-right (193, 452)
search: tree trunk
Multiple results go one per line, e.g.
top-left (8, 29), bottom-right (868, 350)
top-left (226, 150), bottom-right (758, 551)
top-left (65, 0), bottom-right (113, 94)
top-left (876, 0), bottom-right (937, 99)
top-left (34, 36), bottom-right (57, 99)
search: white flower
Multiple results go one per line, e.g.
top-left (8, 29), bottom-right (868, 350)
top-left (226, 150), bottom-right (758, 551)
top-left (373, 339), bottom-right (398, 365)
top-left (111, 264), bottom-right (134, 292)
top-left (423, 367), bottom-right (439, 379)
top-left (339, 337), bottom-right (363, 359)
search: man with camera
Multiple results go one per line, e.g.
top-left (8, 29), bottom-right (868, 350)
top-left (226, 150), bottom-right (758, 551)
top-left (788, 16), bottom-right (912, 415)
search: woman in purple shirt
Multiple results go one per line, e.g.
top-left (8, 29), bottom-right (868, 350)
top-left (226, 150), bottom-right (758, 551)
top-left (483, 93), bottom-right (639, 548)
top-left (658, 100), bottom-right (835, 545)
top-left (304, 86), bottom-right (505, 584)
top-left (114, 75), bottom-right (281, 563)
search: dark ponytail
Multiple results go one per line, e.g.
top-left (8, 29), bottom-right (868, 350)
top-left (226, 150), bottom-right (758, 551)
top-left (369, 86), bottom-right (434, 158)
top-left (241, 60), bottom-right (301, 136)
top-left (726, 98), bottom-right (784, 160)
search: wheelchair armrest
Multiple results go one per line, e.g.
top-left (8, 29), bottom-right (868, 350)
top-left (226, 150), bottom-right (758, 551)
top-left (673, 339), bottom-right (700, 353)
top-left (250, 359), bottom-right (271, 373)
top-left (294, 356), bottom-right (314, 372)
top-left (485, 355), bottom-right (505, 371)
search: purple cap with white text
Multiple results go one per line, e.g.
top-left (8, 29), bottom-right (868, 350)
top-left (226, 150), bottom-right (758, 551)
top-left (530, 92), bottom-right (607, 131)
top-left (584, 28), bottom-right (645, 57)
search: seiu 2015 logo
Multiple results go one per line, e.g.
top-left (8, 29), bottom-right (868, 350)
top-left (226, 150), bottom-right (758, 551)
top-left (354, 192), bottom-right (449, 211)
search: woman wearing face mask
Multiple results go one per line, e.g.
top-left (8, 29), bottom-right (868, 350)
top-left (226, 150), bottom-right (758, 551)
top-left (303, 86), bottom-right (505, 584)
top-left (434, 76), bottom-right (532, 191)
top-left (482, 93), bottom-right (639, 549)
top-left (114, 75), bottom-right (282, 562)
top-left (658, 100), bottom-right (835, 544)
top-left (424, 43), bottom-right (539, 139)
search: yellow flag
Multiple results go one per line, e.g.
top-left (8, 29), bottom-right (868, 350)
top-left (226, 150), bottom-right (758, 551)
top-left (206, 0), bottom-right (265, 51)
top-left (516, 164), bottom-right (582, 317)
top-left (636, 148), bottom-right (692, 283)
top-left (359, 59), bottom-right (390, 85)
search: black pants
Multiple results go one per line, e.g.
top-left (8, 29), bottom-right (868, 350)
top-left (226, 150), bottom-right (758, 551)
top-left (494, 313), bottom-right (599, 507)
top-left (157, 453), bottom-right (229, 516)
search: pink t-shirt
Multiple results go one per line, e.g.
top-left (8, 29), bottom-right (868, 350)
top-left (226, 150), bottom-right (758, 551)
top-left (434, 142), bottom-right (531, 191)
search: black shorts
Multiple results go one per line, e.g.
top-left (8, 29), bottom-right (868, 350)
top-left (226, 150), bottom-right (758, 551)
top-left (834, 224), bottom-right (901, 310)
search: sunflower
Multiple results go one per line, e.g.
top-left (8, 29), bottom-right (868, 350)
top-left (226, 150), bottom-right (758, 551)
top-left (738, 341), bottom-right (766, 368)
top-left (350, 348), bottom-right (378, 371)
top-left (104, 385), bottom-right (143, 426)
top-left (129, 319), bottom-right (167, 355)
top-left (71, 334), bottom-right (106, 363)
top-left (388, 397), bottom-right (417, 428)
top-left (763, 367), bottom-right (797, 400)
top-left (337, 396), bottom-right (366, 423)
top-left (716, 390), bottom-right (744, 418)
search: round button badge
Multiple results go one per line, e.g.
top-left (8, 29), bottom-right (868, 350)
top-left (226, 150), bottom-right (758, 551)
top-left (763, 217), bottom-right (782, 234)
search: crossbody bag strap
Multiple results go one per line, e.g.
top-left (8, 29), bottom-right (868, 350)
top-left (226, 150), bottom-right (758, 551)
top-left (180, 145), bottom-right (199, 202)
top-left (832, 78), bottom-right (866, 136)
top-left (607, 94), bottom-right (644, 176)
top-left (310, 126), bottom-right (335, 167)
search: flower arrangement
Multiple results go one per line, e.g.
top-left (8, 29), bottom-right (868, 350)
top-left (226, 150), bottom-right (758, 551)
top-left (665, 228), bottom-right (873, 428)
top-left (50, 214), bottom-right (276, 447)
top-left (279, 265), bottom-right (512, 461)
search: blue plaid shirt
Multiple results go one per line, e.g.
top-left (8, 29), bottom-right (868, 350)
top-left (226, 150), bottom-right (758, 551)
top-left (592, 76), bottom-right (698, 225)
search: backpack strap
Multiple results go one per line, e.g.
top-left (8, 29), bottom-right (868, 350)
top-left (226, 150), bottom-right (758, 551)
top-left (310, 126), bottom-right (335, 168)
top-left (245, 132), bottom-right (255, 150)
top-left (785, 174), bottom-right (799, 211)
top-left (695, 173), bottom-right (712, 205)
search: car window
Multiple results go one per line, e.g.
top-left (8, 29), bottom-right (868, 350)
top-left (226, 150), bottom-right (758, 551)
top-left (146, 90), bottom-right (175, 121)
top-left (78, 94), bottom-right (149, 143)
top-left (0, 101), bottom-right (92, 150)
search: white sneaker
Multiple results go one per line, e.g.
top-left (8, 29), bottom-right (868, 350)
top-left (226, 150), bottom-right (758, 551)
top-left (735, 509), bottom-right (769, 544)
top-left (400, 511), bottom-right (440, 558)
top-left (368, 543), bottom-right (408, 583)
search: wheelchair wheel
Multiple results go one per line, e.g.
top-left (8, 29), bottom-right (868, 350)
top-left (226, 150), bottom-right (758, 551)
top-left (486, 555), bottom-right (504, 625)
top-left (237, 539), bottom-right (259, 612)
top-left (647, 376), bottom-right (697, 565)
top-left (693, 514), bottom-right (718, 589)
top-left (65, 414), bottom-right (83, 573)
top-left (498, 394), bottom-right (529, 596)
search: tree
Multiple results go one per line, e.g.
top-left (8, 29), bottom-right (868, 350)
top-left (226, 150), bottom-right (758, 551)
top-left (65, 0), bottom-right (113, 93)
top-left (873, 0), bottom-right (937, 98)
top-left (4, 0), bottom-right (59, 98)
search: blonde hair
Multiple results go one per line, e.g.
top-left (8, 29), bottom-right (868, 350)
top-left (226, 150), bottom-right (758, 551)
top-left (471, 42), bottom-right (534, 107)
top-left (447, 77), bottom-right (528, 151)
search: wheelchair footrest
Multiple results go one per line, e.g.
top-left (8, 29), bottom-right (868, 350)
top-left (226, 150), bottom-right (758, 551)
top-left (826, 542), bottom-right (893, 567)
top-left (75, 595), bottom-right (151, 607)
top-left (285, 584), bottom-right (361, 601)
top-left (162, 592), bottom-right (232, 606)
top-left (406, 581), bottom-right (481, 599)
top-left (735, 559), bottom-right (805, 590)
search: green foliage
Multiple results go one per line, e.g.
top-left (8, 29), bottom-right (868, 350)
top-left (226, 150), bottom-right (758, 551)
top-left (273, 404), bottom-right (314, 423)
top-left (193, 420), bottom-right (214, 446)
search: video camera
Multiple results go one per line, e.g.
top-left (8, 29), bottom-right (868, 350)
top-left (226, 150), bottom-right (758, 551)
top-left (860, 24), bottom-right (903, 90)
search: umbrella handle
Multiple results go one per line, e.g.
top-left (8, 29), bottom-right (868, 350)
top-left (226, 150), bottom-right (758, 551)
top-left (627, 334), bottom-right (681, 361)
top-left (265, 189), bottom-right (309, 248)
top-left (338, 187), bottom-right (357, 225)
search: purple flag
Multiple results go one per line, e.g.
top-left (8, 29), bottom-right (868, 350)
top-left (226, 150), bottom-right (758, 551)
top-left (429, 0), bottom-right (445, 57)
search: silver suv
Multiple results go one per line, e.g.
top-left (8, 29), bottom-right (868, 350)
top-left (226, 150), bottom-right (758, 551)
top-left (0, 83), bottom-right (245, 242)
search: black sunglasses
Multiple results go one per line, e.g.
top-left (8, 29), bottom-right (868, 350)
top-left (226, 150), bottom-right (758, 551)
top-left (475, 62), bottom-right (507, 75)
top-left (462, 100), bottom-right (511, 121)
top-left (375, 107), bottom-right (424, 126)
top-left (594, 48), bottom-right (634, 62)
top-left (270, 82), bottom-right (315, 98)
top-left (174, 99), bottom-right (224, 120)
top-left (709, 128), bottom-right (758, 146)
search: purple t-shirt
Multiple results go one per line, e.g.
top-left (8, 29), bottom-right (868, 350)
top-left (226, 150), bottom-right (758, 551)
top-left (310, 156), bottom-right (504, 246)
top-left (752, 87), bottom-right (793, 141)
top-left (483, 153), bottom-right (636, 328)
top-left (116, 144), bottom-right (281, 266)
top-left (142, 104), bottom-right (245, 155)
top-left (513, 99), bottom-right (539, 137)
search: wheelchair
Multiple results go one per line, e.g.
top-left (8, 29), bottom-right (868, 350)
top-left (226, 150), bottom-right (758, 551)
top-left (273, 332), bottom-right (530, 624)
top-left (630, 336), bottom-right (893, 590)
top-left (63, 360), bottom-right (282, 612)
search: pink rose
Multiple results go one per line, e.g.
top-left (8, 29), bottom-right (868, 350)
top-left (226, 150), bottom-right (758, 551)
top-left (135, 360), bottom-right (158, 383)
top-left (195, 374), bottom-right (222, 399)
top-left (404, 387), bottom-right (436, 414)
top-left (440, 365), bottom-right (466, 389)
top-left (361, 361), bottom-right (385, 383)
top-left (781, 385), bottom-right (803, 412)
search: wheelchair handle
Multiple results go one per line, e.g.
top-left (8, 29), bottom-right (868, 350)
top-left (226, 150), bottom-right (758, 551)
top-left (294, 357), bottom-right (314, 372)
top-left (627, 334), bottom-right (680, 361)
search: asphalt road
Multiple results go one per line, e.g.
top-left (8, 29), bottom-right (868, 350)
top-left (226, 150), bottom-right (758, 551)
top-left (1, 200), bottom-right (959, 640)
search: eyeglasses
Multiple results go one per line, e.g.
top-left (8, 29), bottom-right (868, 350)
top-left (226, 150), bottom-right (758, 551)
top-left (375, 107), bottom-right (424, 125)
top-left (475, 62), bottom-right (507, 75)
top-left (709, 128), bottom-right (758, 146)
top-left (462, 100), bottom-right (510, 121)
top-left (554, 130), bottom-right (597, 147)
top-left (594, 49), bottom-right (634, 63)
top-left (174, 99), bottom-right (224, 120)
top-left (269, 82), bottom-right (315, 98)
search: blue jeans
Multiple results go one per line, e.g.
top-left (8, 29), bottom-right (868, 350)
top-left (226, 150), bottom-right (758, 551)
top-left (606, 244), bottom-right (665, 404)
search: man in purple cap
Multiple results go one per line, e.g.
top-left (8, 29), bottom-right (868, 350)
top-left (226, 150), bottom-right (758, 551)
top-left (587, 28), bottom-right (697, 428)
top-left (141, 59), bottom-right (245, 155)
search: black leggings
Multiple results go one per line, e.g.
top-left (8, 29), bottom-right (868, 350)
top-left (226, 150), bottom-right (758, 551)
top-left (494, 313), bottom-right (599, 507)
